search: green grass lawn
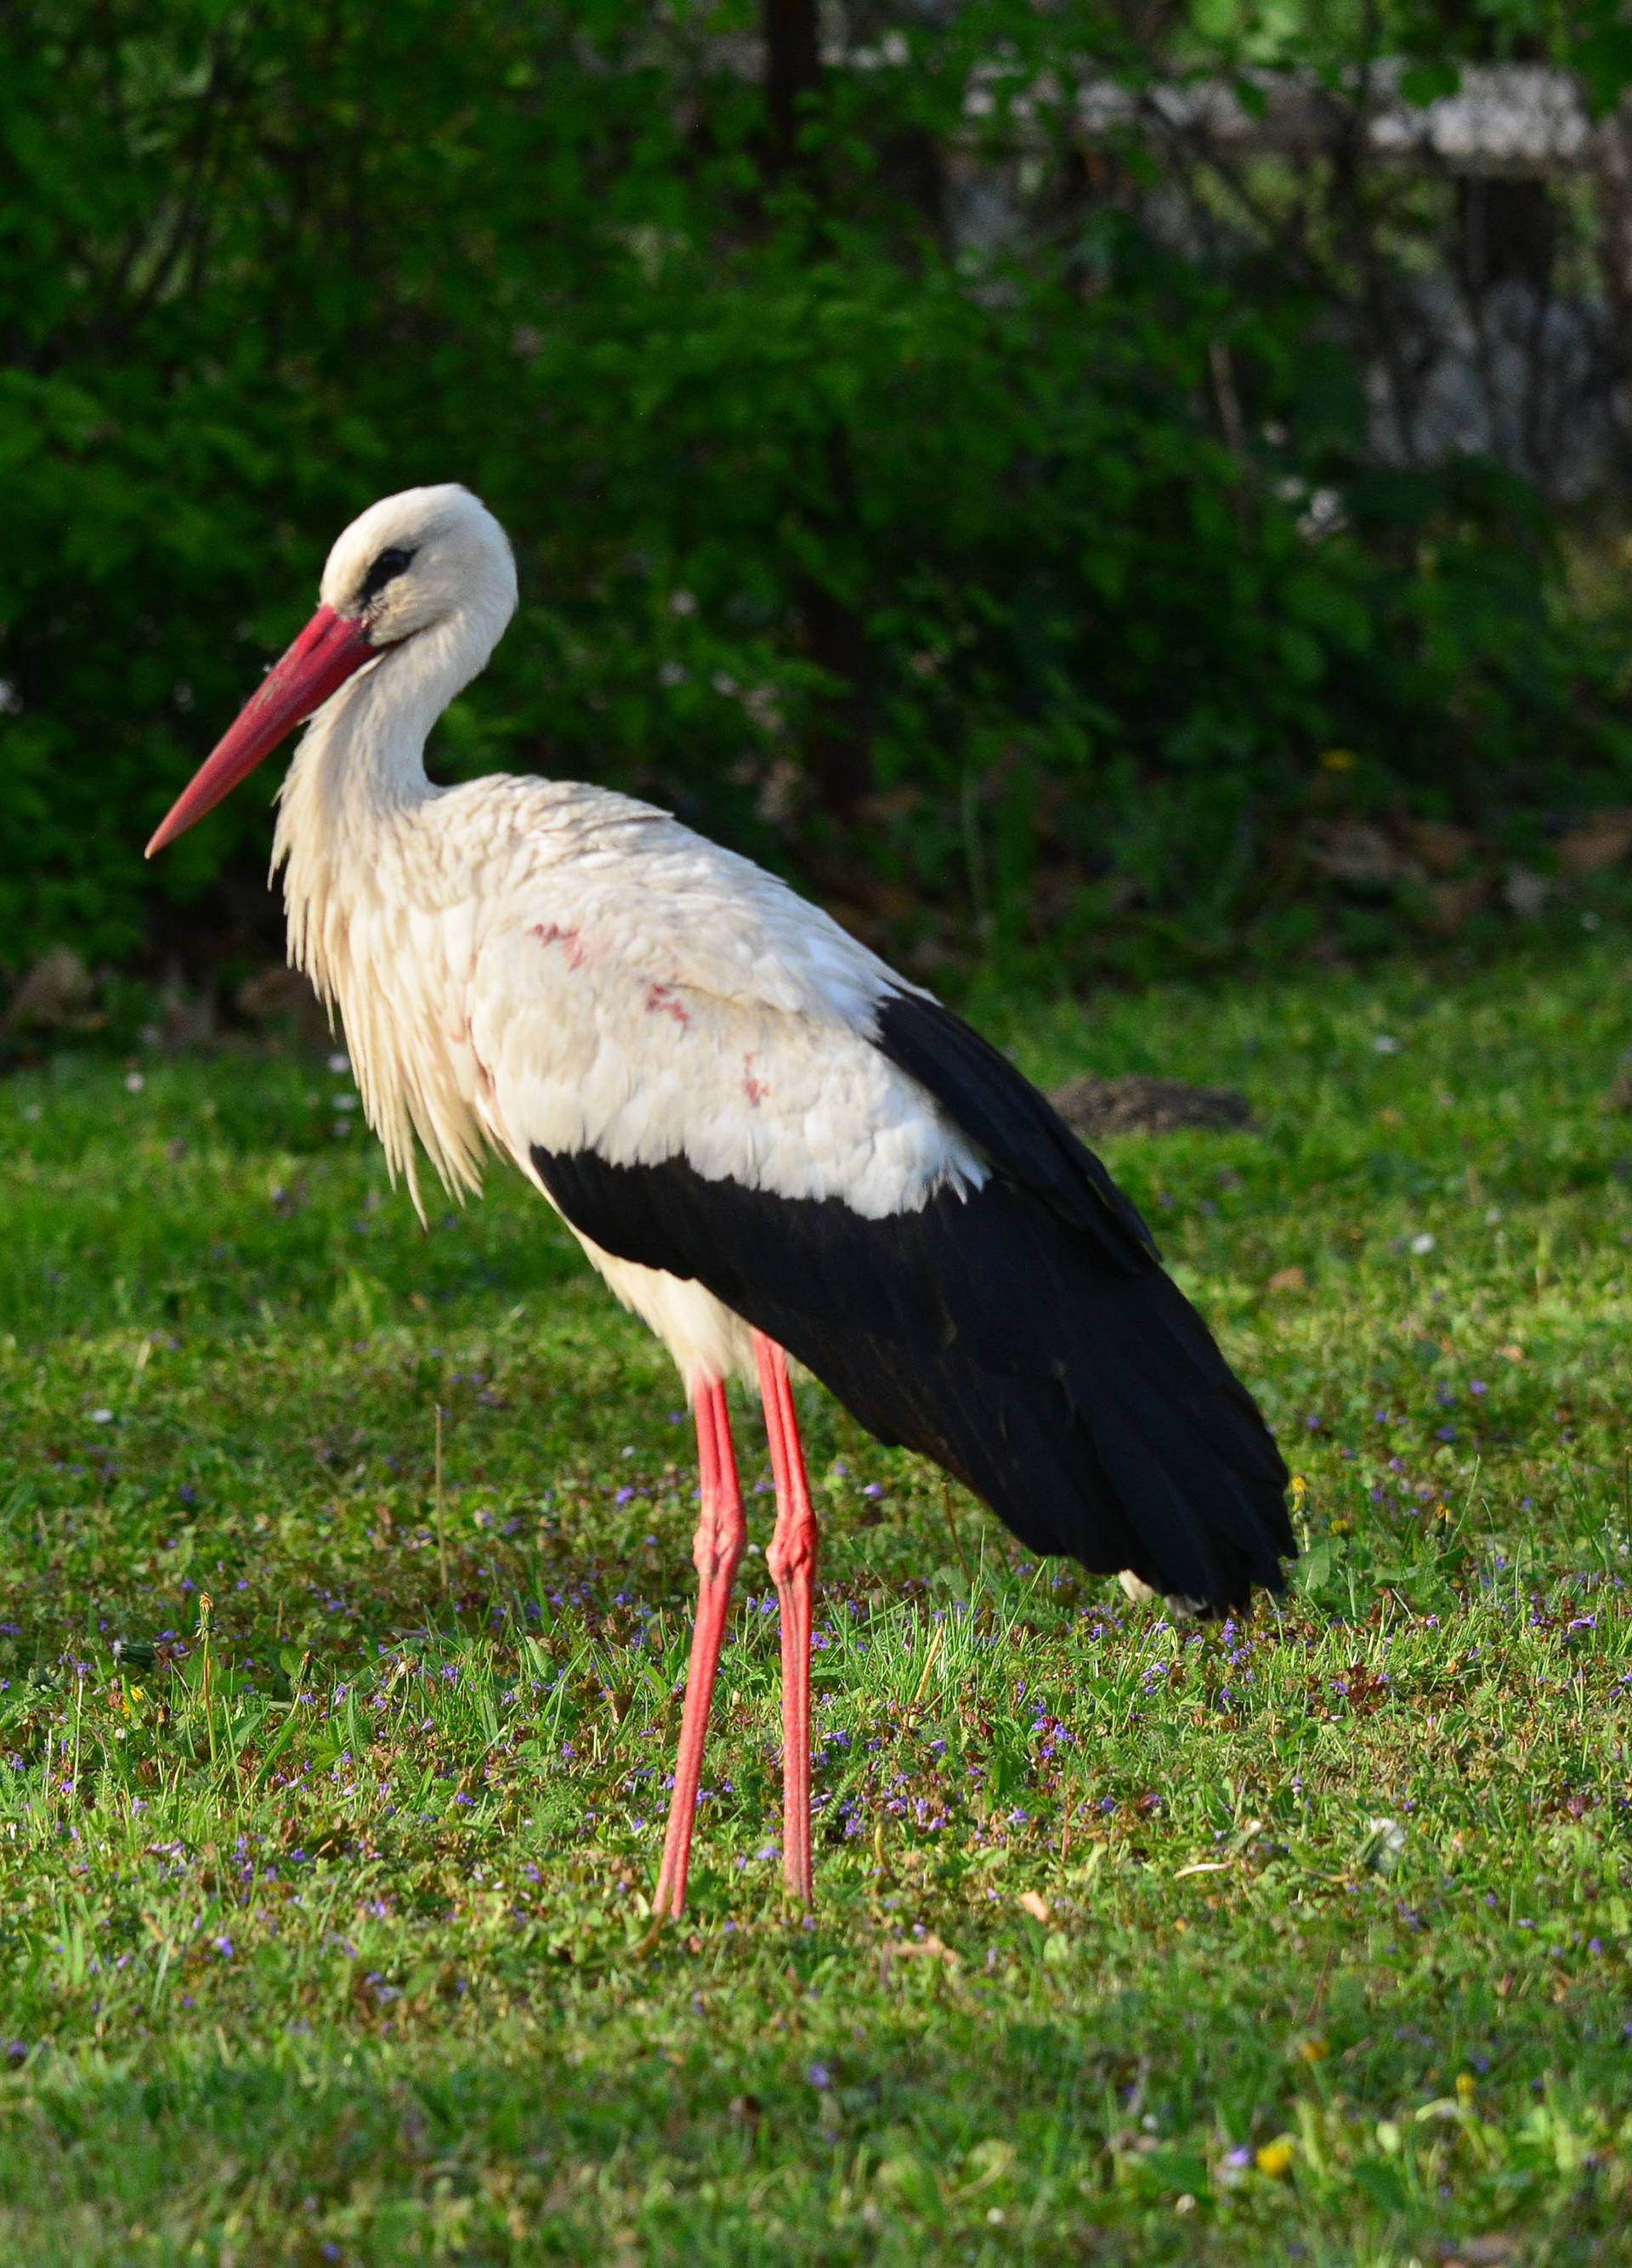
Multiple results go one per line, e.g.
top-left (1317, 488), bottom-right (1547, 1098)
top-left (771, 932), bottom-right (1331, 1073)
top-left (2, 938), bottom-right (1630, 2265)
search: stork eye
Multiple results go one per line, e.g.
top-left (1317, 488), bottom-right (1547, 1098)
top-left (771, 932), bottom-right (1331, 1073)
top-left (358, 546), bottom-right (416, 605)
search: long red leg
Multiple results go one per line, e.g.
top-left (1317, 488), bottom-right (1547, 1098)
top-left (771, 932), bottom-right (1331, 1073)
top-left (653, 1377), bottom-right (745, 1920)
top-left (753, 1332), bottom-right (819, 1909)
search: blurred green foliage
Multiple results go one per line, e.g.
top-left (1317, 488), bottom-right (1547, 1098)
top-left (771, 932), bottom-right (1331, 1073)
top-left (3, 0), bottom-right (1632, 985)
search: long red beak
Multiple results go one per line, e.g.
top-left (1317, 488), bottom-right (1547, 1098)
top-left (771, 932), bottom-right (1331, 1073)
top-left (144, 605), bottom-right (377, 857)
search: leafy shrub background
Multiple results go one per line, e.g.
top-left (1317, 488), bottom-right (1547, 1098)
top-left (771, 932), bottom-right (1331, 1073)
top-left (3, 0), bottom-right (1631, 990)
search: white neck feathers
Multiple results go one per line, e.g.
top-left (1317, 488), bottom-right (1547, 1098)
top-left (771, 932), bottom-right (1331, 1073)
top-left (269, 604), bottom-right (503, 1212)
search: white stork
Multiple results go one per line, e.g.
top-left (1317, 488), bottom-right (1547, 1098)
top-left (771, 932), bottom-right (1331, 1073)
top-left (146, 485), bottom-right (1294, 1915)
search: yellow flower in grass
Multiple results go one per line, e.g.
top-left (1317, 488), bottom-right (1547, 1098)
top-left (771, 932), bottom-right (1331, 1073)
top-left (1255, 2138), bottom-right (1295, 2179)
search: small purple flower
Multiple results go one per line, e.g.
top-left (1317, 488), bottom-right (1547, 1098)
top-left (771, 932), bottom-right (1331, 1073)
top-left (212, 1937), bottom-right (234, 1958)
top-left (807, 2062), bottom-right (831, 2089)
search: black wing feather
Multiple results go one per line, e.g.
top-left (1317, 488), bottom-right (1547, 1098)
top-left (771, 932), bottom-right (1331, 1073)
top-left (533, 987), bottom-right (1293, 1610)
top-left (873, 990), bottom-right (1158, 1265)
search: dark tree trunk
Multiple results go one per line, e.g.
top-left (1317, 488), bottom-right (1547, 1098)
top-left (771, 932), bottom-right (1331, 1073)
top-left (1457, 175), bottom-right (1556, 295)
top-left (800, 574), bottom-right (874, 818)
top-left (762, 0), bottom-right (874, 819)
top-left (764, 0), bottom-right (822, 172)
top-left (1594, 99), bottom-right (1632, 465)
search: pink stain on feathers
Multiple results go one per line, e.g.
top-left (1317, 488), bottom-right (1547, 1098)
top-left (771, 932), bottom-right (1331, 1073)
top-left (531, 921), bottom-right (586, 969)
top-left (645, 982), bottom-right (691, 1028)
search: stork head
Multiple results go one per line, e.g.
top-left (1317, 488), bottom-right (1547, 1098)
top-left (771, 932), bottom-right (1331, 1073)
top-left (317, 484), bottom-right (518, 653)
top-left (145, 484), bottom-right (517, 857)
